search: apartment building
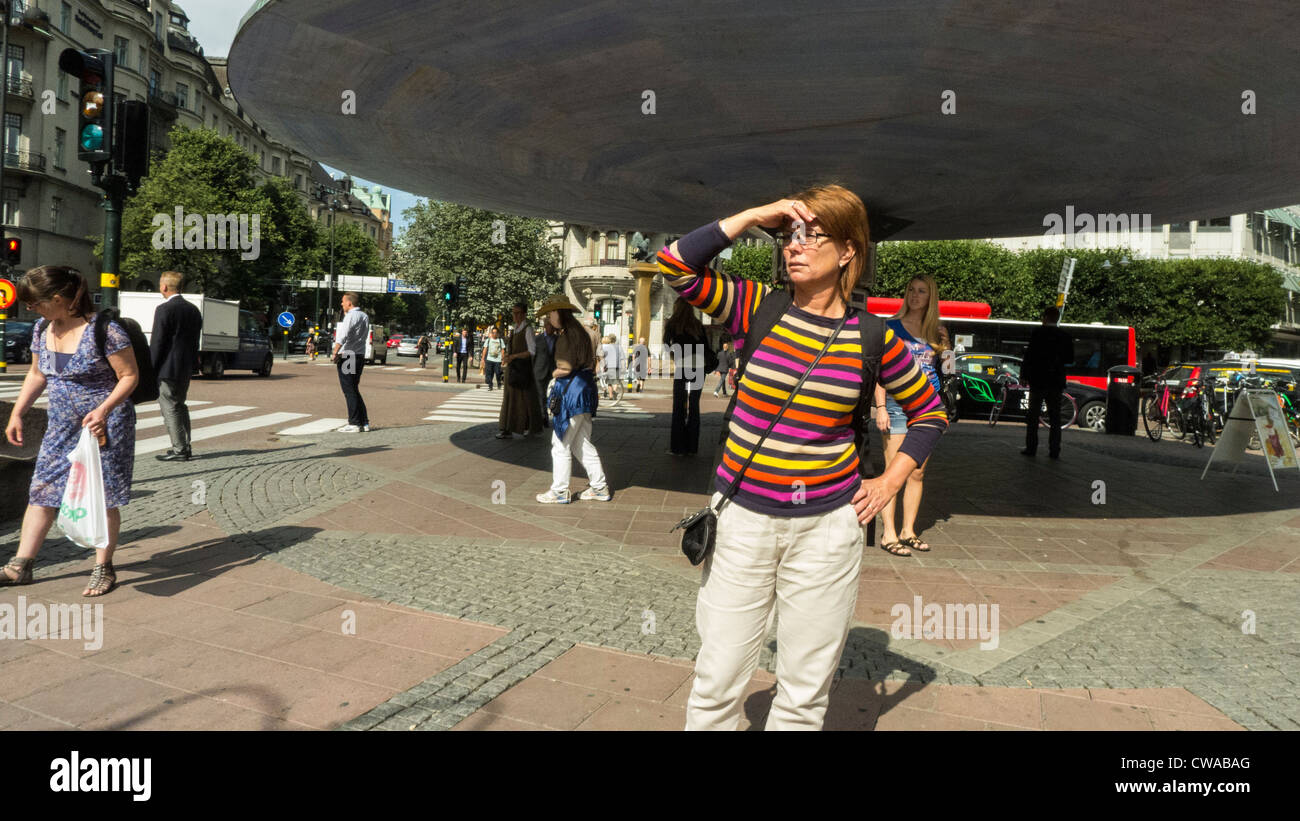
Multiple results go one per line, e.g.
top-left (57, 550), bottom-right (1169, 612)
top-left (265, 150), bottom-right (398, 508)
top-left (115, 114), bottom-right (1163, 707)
top-left (3, 0), bottom-right (385, 322)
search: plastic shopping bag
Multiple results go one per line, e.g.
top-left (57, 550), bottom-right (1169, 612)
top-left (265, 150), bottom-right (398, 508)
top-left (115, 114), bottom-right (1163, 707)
top-left (57, 427), bottom-right (110, 550)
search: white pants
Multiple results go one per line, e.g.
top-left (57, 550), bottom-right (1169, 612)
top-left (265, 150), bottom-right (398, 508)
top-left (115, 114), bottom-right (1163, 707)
top-left (686, 494), bottom-right (863, 731)
top-left (550, 413), bottom-right (607, 493)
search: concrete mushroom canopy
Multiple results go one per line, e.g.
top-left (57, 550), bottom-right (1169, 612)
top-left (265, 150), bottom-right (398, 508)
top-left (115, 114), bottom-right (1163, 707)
top-left (229, 0), bottom-right (1300, 239)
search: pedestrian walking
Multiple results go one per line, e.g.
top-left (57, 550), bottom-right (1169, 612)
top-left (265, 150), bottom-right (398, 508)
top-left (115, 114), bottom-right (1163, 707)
top-left (497, 302), bottom-right (543, 438)
top-left (872, 275), bottom-right (949, 556)
top-left (331, 292), bottom-right (370, 433)
top-left (3, 266), bottom-right (141, 597)
top-left (454, 326), bottom-right (474, 382)
top-left (658, 185), bottom-right (947, 730)
top-left (534, 294), bottom-right (610, 504)
top-left (534, 320), bottom-right (558, 427)
top-left (712, 339), bottom-right (734, 397)
top-left (1021, 306), bottom-right (1074, 459)
top-left (598, 334), bottom-right (623, 400)
top-left (663, 296), bottom-right (709, 455)
top-left (150, 271), bottom-right (203, 462)
top-left (629, 336), bottom-right (649, 392)
top-left (481, 325), bottom-right (504, 389)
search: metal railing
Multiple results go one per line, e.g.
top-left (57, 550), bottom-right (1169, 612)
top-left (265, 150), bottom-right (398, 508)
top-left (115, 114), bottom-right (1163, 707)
top-left (3, 75), bottom-right (33, 100)
top-left (3, 150), bottom-right (46, 173)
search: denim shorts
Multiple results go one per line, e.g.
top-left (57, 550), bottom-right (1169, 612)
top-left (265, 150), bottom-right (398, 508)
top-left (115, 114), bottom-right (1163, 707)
top-left (884, 396), bottom-right (908, 435)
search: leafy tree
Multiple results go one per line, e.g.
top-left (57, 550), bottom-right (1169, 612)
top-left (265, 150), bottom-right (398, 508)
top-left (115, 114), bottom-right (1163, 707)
top-left (112, 126), bottom-right (275, 302)
top-left (874, 239), bottom-right (1287, 356)
top-left (722, 243), bottom-right (776, 285)
top-left (396, 200), bottom-right (560, 328)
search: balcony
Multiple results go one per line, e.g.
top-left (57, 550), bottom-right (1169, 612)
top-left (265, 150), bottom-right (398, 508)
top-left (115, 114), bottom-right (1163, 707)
top-left (123, 0), bottom-right (150, 9)
top-left (3, 75), bottom-right (34, 101)
top-left (4, 150), bottom-right (46, 174)
top-left (148, 89), bottom-right (178, 118)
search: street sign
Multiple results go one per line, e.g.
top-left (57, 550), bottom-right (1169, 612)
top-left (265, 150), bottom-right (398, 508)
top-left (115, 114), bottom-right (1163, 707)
top-left (0, 278), bottom-right (14, 310)
top-left (388, 278), bottom-right (423, 295)
top-left (277, 311), bottom-right (295, 329)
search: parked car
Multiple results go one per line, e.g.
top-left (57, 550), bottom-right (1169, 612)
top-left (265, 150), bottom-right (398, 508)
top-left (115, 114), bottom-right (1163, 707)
top-left (944, 352), bottom-right (1107, 430)
top-left (4, 320), bottom-right (33, 364)
top-left (288, 331), bottom-right (313, 354)
top-left (386, 333), bottom-right (403, 349)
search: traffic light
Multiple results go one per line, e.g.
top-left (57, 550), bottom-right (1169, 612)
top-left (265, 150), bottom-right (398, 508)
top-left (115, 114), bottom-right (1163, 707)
top-left (4, 237), bottom-right (19, 267)
top-left (442, 282), bottom-right (457, 304)
top-left (113, 100), bottom-right (150, 191)
top-left (59, 49), bottom-right (115, 164)
top-left (594, 304), bottom-right (602, 322)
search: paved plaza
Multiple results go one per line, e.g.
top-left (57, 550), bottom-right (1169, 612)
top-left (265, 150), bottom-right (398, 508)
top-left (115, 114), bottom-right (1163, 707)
top-left (1, 371), bottom-right (1296, 731)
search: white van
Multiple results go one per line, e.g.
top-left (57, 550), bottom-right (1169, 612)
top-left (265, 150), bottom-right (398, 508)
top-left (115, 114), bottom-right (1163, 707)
top-left (365, 325), bottom-right (389, 365)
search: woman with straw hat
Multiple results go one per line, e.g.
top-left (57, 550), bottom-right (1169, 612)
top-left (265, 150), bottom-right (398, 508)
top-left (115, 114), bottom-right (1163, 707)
top-left (534, 293), bottom-right (611, 504)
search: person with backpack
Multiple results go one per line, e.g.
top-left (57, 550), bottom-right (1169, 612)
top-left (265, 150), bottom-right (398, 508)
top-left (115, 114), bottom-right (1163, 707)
top-left (150, 271), bottom-right (203, 462)
top-left (2, 266), bottom-right (141, 597)
top-left (663, 297), bottom-right (712, 455)
top-left (657, 185), bottom-right (948, 730)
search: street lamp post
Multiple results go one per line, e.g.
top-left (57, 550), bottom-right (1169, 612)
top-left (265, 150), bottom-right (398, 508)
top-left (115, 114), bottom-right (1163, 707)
top-left (313, 182), bottom-right (346, 328)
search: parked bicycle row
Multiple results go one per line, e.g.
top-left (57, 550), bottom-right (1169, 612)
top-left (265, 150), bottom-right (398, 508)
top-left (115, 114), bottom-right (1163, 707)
top-left (1141, 360), bottom-right (1300, 449)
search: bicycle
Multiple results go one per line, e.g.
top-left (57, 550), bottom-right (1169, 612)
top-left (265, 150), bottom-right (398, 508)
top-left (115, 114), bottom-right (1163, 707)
top-left (1180, 376), bottom-right (1216, 448)
top-left (1141, 374), bottom-right (1186, 442)
top-left (988, 373), bottom-right (1078, 428)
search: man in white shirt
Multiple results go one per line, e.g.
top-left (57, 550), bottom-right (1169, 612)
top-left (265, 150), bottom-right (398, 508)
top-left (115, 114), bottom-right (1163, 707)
top-left (331, 292), bottom-right (370, 432)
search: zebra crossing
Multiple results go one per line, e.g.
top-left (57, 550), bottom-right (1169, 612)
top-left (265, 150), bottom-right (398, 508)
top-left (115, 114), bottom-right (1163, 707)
top-left (423, 389), bottom-right (653, 423)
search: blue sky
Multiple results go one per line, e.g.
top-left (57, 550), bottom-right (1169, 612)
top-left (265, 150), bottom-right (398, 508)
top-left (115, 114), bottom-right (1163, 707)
top-left (183, 0), bottom-right (424, 235)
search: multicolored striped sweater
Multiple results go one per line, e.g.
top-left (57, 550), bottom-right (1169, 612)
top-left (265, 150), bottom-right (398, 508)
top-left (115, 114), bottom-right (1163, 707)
top-left (657, 222), bottom-right (948, 517)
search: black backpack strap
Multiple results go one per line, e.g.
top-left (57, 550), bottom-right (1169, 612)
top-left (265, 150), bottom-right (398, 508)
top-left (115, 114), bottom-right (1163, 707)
top-left (721, 287), bottom-right (791, 433)
top-left (93, 309), bottom-right (116, 360)
top-left (851, 312), bottom-right (886, 478)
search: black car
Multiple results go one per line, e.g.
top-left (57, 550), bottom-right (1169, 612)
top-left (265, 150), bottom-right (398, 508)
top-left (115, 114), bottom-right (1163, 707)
top-left (943, 353), bottom-right (1108, 430)
top-left (288, 331), bottom-right (314, 354)
top-left (4, 320), bottom-right (33, 364)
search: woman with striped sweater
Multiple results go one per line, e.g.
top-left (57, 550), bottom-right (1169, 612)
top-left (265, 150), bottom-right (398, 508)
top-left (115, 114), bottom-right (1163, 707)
top-left (657, 184), bottom-right (948, 730)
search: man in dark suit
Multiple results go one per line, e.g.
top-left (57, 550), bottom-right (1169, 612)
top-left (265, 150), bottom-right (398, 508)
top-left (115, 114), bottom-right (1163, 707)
top-left (454, 326), bottom-right (475, 383)
top-left (1021, 306), bottom-right (1074, 459)
top-left (150, 271), bottom-right (203, 462)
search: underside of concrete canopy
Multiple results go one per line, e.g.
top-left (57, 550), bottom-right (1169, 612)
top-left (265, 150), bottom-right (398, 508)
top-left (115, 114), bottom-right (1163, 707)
top-left (230, 0), bottom-right (1300, 240)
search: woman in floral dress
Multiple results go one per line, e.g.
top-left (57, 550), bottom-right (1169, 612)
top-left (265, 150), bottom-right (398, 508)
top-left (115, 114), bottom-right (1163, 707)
top-left (3, 266), bottom-right (139, 596)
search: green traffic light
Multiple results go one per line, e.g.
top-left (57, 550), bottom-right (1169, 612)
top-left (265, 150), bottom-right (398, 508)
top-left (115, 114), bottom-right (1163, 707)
top-left (80, 124), bottom-right (104, 151)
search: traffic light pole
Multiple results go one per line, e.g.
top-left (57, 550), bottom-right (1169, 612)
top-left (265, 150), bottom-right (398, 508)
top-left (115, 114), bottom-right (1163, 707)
top-left (98, 174), bottom-right (125, 310)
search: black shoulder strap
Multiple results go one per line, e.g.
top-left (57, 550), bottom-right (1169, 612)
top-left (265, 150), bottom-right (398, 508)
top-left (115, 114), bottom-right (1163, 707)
top-left (94, 310), bottom-right (115, 359)
top-left (722, 287), bottom-right (791, 424)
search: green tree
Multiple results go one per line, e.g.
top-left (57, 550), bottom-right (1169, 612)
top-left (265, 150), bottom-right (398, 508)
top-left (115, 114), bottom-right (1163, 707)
top-left (113, 126), bottom-right (276, 302)
top-left (397, 200), bottom-right (560, 328)
top-left (722, 243), bottom-right (776, 285)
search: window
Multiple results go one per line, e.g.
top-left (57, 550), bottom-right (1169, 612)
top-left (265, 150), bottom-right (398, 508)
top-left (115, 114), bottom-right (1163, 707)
top-left (60, 2), bottom-right (71, 34)
top-left (51, 197), bottom-right (62, 232)
top-left (57, 71), bottom-right (68, 102)
top-left (4, 113), bottom-right (21, 162)
top-left (7, 44), bottom-right (24, 82)
top-left (176, 82), bottom-right (188, 110)
top-left (212, 114), bottom-right (218, 129)
top-left (115, 37), bottom-right (130, 68)
top-left (138, 47), bottom-right (147, 75)
top-left (605, 231), bottom-right (620, 261)
top-left (54, 128), bottom-right (66, 170)
top-left (2, 186), bottom-right (18, 226)
top-left (272, 156), bottom-right (281, 175)
top-left (148, 70), bottom-right (160, 96)
top-left (295, 173), bottom-right (303, 190)
top-left (154, 12), bottom-right (164, 41)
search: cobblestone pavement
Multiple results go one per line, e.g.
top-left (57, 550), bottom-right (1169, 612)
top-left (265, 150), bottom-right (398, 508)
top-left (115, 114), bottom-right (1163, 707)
top-left (2, 389), bottom-right (1296, 730)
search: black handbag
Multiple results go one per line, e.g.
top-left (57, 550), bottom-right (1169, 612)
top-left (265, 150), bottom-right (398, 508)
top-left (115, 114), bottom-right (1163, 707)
top-left (671, 309), bottom-right (852, 565)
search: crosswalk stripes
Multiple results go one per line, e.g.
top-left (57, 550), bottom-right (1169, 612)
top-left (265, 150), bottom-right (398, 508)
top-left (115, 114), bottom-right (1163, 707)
top-left (134, 412), bottom-right (310, 455)
top-left (422, 389), bottom-right (653, 423)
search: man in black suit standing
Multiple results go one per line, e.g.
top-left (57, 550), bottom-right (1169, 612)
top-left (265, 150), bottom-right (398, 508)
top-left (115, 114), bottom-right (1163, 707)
top-left (150, 271), bottom-right (203, 462)
top-left (1021, 306), bottom-right (1074, 459)
top-left (454, 326), bottom-right (474, 383)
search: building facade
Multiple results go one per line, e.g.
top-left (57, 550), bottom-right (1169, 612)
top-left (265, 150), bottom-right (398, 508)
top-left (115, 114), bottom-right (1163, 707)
top-left (3, 0), bottom-right (384, 323)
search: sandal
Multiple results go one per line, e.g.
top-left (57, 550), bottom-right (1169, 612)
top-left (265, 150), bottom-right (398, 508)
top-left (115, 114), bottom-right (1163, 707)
top-left (881, 541), bottom-right (911, 557)
top-left (0, 556), bottom-right (34, 585)
top-left (83, 562), bottom-right (116, 597)
top-left (899, 536), bottom-right (930, 553)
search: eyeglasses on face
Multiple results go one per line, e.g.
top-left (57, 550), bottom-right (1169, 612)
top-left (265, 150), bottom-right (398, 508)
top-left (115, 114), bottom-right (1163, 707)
top-left (776, 230), bottom-right (835, 248)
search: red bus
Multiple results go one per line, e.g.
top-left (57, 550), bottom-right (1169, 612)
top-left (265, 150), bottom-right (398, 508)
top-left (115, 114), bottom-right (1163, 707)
top-left (864, 299), bottom-right (1138, 390)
